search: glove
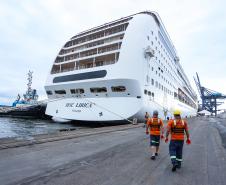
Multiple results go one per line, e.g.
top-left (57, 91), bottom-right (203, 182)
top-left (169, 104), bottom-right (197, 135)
top-left (146, 131), bottom-right (149, 135)
top-left (186, 138), bottom-right (191, 145)
top-left (160, 135), bottom-right (164, 139)
top-left (165, 138), bottom-right (168, 143)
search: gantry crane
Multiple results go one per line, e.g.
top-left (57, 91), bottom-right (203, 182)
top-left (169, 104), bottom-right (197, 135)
top-left (194, 72), bottom-right (226, 116)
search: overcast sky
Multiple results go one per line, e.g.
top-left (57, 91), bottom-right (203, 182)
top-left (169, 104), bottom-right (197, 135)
top-left (0, 0), bottom-right (226, 109)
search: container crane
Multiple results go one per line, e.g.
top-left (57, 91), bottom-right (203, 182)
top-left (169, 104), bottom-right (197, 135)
top-left (194, 72), bottom-right (226, 116)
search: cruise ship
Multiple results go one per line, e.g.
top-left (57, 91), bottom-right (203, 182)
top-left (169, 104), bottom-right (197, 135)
top-left (44, 11), bottom-right (198, 123)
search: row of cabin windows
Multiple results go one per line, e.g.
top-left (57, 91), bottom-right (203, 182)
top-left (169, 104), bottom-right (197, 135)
top-left (147, 77), bottom-right (174, 96)
top-left (46, 86), bottom-right (126, 95)
top-left (51, 53), bottom-right (119, 74)
top-left (150, 31), bottom-right (176, 68)
top-left (56, 42), bottom-right (121, 63)
top-left (148, 32), bottom-right (180, 91)
top-left (149, 31), bottom-right (195, 104)
top-left (144, 90), bottom-right (154, 97)
top-left (150, 66), bottom-right (174, 89)
top-left (175, 88), bottom-right (196, 109)
top-left (64, 24), bottom-right (128, 48)
top-left (59, 35), bottom-right (124, 56)
top-left (71, 18), bottom-right (132, 40)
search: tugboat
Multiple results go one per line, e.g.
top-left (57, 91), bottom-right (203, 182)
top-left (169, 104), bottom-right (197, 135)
top-left (0, 71), bottom-right (50, 119)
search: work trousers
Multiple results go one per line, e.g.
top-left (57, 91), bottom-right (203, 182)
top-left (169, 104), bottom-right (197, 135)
top-left (169, 140), bottom-right (184, 167)
top-left (150, 135), bottom-right (160, 147)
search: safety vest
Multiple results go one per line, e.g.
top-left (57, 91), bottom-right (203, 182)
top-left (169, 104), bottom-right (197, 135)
top-left (171, 119), bottom-right (186, 140)
top-left (149, 118), bottom-right (162, 136)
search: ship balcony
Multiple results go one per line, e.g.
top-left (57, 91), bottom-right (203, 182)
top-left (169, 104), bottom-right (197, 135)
top-left (64, 22), bottom-right (128, 48)
top-left (62, 29), bottom-right (126, 50)
top-left (71, 18), bottom-right (131, 40)
top-left (55, 42), bottom-right (121, 65)
top-left (57, 35), bottom-right (124, 58)
top-left (51, 52), bottom-right (119, 74)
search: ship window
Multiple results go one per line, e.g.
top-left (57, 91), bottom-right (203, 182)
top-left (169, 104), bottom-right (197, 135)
top-left (111, 86), bottom-right (126, 92)
top-left (55, 90), bottom-right (66, 94)
top-left (46, 90), bottom-right (53, 95)
top-left (70, 89), bottom-right (76, 94)
top-left (146, 75), bottom-right (150, 83)
top-left (152, 92), bottom-right (154, 97)
top-left (53, 70), bottom-right (107, 83)
top-left (144, 89), bottom-right (147, 94)
top-left (90, 87), bottom-right (107, 93)
top-left (51, 65), bottom-right (61, 74)
top-left (70, 88), bottom-right (84, 94)
top-left (148, 91), bottom-right (151, 96)
top-left (151, 79), bottom-right (154, 85)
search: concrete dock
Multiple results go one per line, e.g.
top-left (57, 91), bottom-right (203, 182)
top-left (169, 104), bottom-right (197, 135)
top-left (0, 116), bottom-right (226, 185)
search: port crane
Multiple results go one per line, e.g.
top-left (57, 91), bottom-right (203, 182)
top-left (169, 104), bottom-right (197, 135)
top-left (194, 72), bottom-right (226, 116)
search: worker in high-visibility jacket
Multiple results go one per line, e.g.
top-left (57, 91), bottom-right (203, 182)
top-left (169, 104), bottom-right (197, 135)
top-left (144, 112), bottom-right (150, 128)
top-left (146, 110), bottom-right (164, 160)
top-left (165, 110), bottom-right (191, 172)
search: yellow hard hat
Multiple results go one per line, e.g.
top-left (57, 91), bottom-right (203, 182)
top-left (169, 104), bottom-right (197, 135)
top-left (173, 110), bottom-right (181, 115)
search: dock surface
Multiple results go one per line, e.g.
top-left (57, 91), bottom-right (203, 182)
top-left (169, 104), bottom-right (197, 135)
top-left (0, 117), bottom-right (226, 185)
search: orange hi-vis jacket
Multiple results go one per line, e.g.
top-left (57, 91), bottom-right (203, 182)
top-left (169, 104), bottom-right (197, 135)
top-left (145, 114), bottom-right (149, 124)
top-left (167, 119), bottom-right (188, 140)
top-left (147, 117), bottom-right (163, 136)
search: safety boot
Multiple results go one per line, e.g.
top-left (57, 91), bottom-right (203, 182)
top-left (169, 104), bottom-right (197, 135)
top-left (151, 156), bottom-right (155, 160)
top-left (172, 164), bottom-right (177, 172)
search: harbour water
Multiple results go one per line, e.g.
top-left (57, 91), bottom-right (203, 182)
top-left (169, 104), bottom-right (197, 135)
top-left (0, 117), bottom-right (76, 139)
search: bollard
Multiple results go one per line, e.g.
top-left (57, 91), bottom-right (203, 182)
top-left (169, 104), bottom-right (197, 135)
top-left (132, 118), bottom-right (138, 125)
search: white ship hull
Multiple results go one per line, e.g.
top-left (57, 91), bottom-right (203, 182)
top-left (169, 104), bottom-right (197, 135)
top-left (46, 95), bottom-right (196, 122)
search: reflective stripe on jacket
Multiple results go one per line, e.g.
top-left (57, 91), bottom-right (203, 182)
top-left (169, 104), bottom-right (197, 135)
top-left (168, 119), bottom-right (188, 140)
top-left (147, 117), bottom-right (163, 136)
